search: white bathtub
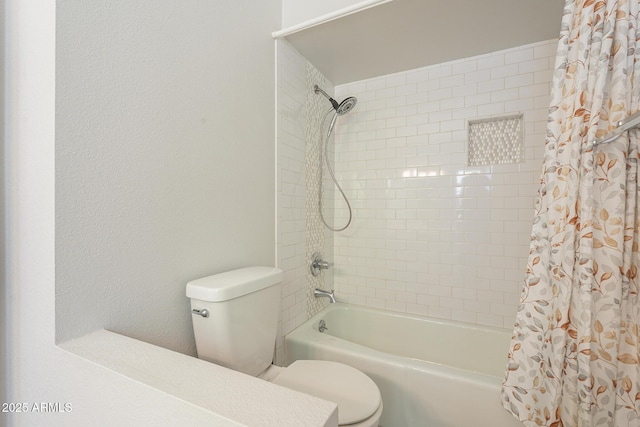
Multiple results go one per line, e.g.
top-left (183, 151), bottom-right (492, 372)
top-left (284, 304), bottom-right (521, 427)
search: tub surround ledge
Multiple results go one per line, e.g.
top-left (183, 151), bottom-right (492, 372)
top-left (60, 329), bottom-right (338, 427)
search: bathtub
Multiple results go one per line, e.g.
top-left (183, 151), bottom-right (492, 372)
top-left (284, 304), bottom-right (521, 427)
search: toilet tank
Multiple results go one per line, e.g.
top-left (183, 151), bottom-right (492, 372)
top-left (186, 266), bottom-right (283, 377)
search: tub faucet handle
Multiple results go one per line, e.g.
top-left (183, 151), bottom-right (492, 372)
top-left (310, 252), bottom-right (333, 276)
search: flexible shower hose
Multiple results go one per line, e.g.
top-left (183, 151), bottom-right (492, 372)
top-left (318, 107), bottom-right (353, 232)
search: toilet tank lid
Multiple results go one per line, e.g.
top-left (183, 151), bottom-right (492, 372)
top-left (186, 266), bottom-right (283, 302)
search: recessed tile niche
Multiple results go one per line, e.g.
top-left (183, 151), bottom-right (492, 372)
top-left (467, 114), bottom-right (524, 166)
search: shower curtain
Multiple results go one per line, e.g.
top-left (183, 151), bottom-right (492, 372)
top-left (501, 0), bottom-right (640, 426)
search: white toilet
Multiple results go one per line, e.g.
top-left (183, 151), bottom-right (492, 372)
top-left (186, 266), bottom-right (382, 427)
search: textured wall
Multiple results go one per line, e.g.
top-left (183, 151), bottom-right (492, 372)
top-left (5, 1), bottom-right (262, 425)
top-left (0, 0), bottom-right (6, 410)
top-left (281, 0), bottom-right (364, 28)
top-left (4, 1), bottom-right (339, 426)
top-left (55, 0), bottom-right (278, 353)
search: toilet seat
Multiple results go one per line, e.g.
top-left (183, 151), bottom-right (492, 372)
top-left (272, 360), bottom-right (381, 426)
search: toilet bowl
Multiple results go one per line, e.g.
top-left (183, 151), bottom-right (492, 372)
top-left (266, 360), bottom-right (382, 427)
top-left (186, 266), bottom-right (382, 426)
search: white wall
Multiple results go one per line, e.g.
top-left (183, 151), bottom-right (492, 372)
top-left (0, 0), bottom-right (6, 412)
top-left (332, 40), bottom-right (556, 329)
top-left (281, 0), bottom-right (364, 28)
top-left (55, 0), bottom-right (278, 352)
top-left (1, 1), bottom-right (338, 426)
top-left (4, 2), bottom-right (187, 425)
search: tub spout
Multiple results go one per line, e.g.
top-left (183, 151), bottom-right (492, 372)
top-left (314, 288), bottom-right (336, 304)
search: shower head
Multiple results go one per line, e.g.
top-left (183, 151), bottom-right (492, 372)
top-left (336, 97), bottom-right (357, 115)
top-left (314, 85), bottom-right (358, 115)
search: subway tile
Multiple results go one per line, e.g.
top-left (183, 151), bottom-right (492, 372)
top-left (465, 69), bottom-right (491, 83)
top-left (397, 125), bottom-right (418, 137)
top-left (506, 73), bottom-right (534, 89)
top-left (534, 70), bottom-right (554, 85)
top-left (477, 102), bottom-right (505, 117)
top-left (452, 59), bottom-right (478, 75)
top-left (396, 104), bottom-right (418, 117)
top-left (428, 87), bottom-right (453, 102)
top-left (519, 58), bottom-right (551, 74)
top-left (477, 78), bottom-right (505, 94)
top-left (376, 107), bottom-right (397, 120)
top-left (440, 74), bottom-right (465, 88)
top-left (386, 95), bottom-right (408, 108)
top-left (505, 48), bottom-right (533, 65)
top-left (428, 64), bottom-right (453, 79)
top-left (386, 136), bottom-right (408, 148)
top-left (406, 68), bottom-right (431, 83)
top-left (326, 39), bottom-right (555, 328)
top-left (385, 73), bottom-right (407, 87)
top-left (406, 91), bottom-right (431, 105)
top-left (491, 88), bottom-right (519, 102)
top-left (451, 106), bottom-right (478, 120)
top-left (417, 79), bottom-right (440, 93)
top-left (491, 63), bottom-right (519, 79)
top-left (386, 116), bottom-right (407, 128)
top-left (465, 92), bottom-right (491, 107)
top-left (366, 78), bottom-right (387, 91)
top-left (428, 110), bottom-right (453, 124)
top-left (505, 98), bottom-right (534, 112)
top-left (417, 100), bottom-right (441, 114)
top-left (439, 97), bottom-right (465, 111)
top-left (396, 83), bottom-right (418, 96)
top-left (406, 113), bottom-right (430, 126)
top-left (452, 83), bottom-right (477, 98)
top-left (534, 40), bottom-right (558, 58)
top-left (478, 53), bottom-right (505, 70)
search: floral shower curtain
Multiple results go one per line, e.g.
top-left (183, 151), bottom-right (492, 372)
top-left (501, 0), bottom-right (640, 426)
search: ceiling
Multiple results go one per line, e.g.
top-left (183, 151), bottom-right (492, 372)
top-left (281, 0), bottom-right (565, 85)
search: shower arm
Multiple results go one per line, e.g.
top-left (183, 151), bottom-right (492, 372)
top-left (314, 85), bottom-right (340, 110)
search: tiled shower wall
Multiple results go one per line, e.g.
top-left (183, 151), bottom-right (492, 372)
top-left (332, 39), bottom-right (557, 329)
top-left (305, 63), bottom-right (336, 319)
top-left (276, 39), bottom-right (334, 362)
top-left (276, 39), bottom-right (307, 354)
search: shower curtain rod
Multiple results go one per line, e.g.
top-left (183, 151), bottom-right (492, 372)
top-left (592, 111), bottom-right (640, 147)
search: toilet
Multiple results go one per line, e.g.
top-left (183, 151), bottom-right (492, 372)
top-left (186, 266), bottom-right (382, 427)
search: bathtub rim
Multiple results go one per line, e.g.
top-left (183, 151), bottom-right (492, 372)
top-left (306, 302), bottom-right (513, 335)
top-left (285, 302), bottom-right (512, 386)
